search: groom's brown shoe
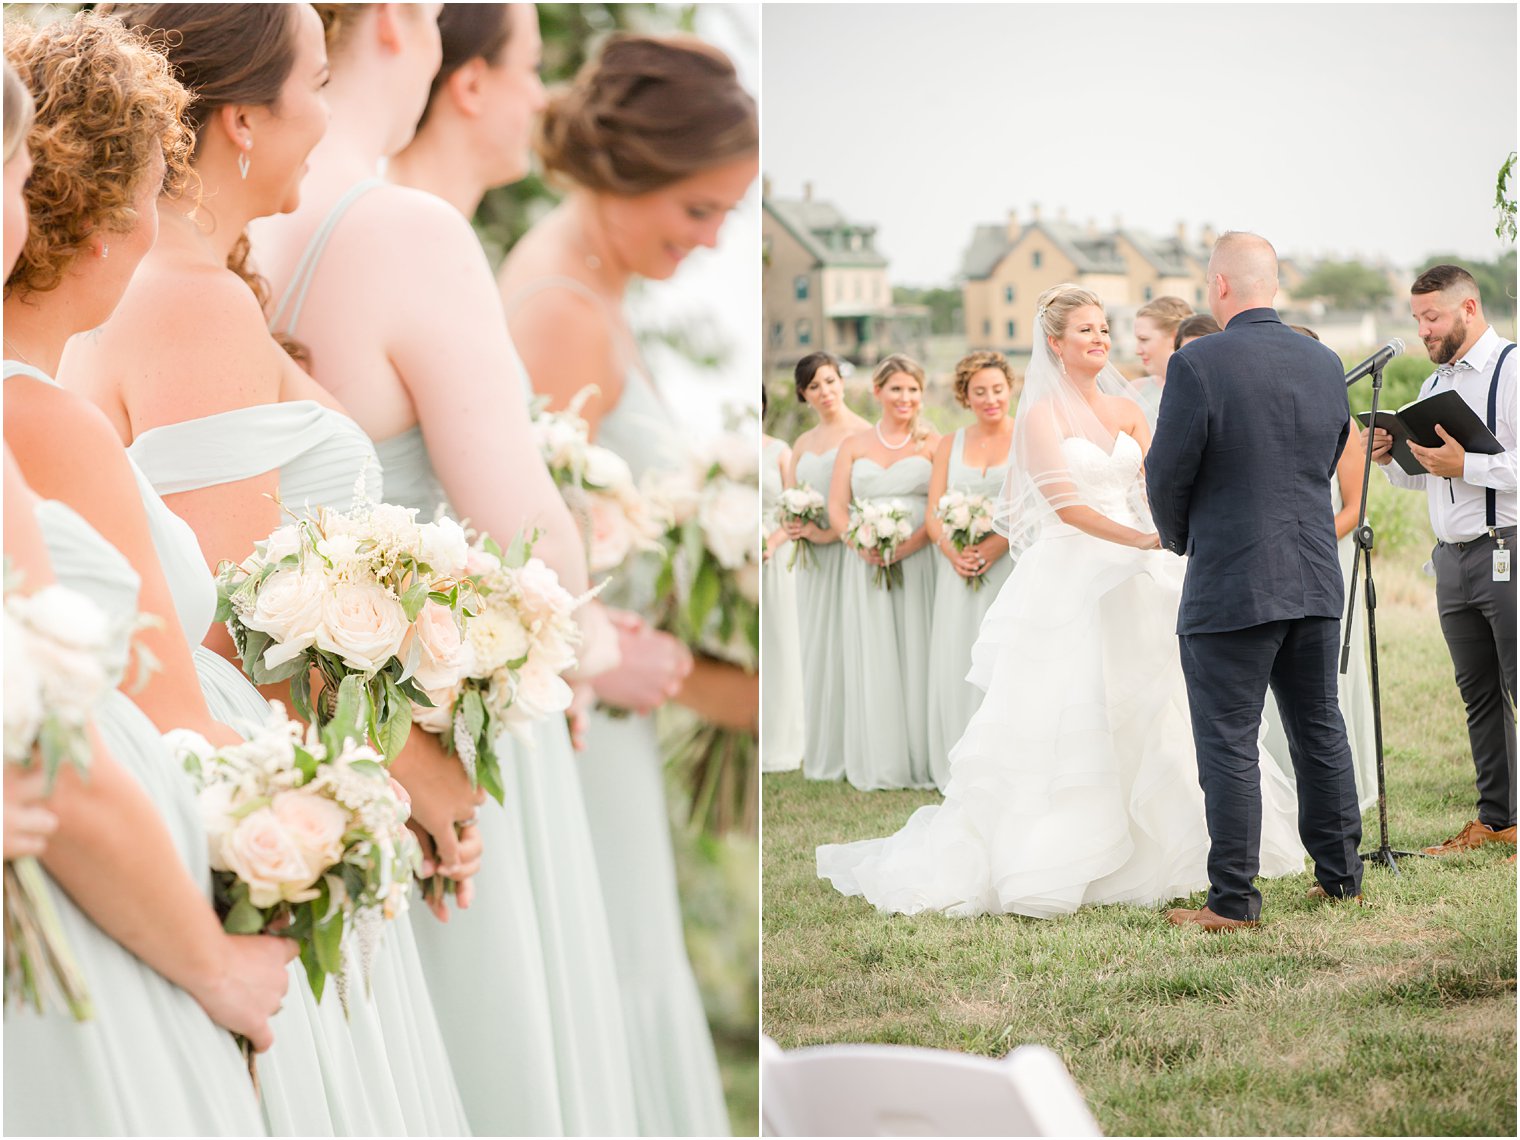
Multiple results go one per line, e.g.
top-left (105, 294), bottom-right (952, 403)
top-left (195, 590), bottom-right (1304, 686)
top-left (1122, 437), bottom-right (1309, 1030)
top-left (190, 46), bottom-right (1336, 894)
top-left (1422, 819), bottom-right (1516, 856)
top-left (1307, 882), bottom-right (1366, 905)
top-left (1165, 905), bottom-right (1259, 932)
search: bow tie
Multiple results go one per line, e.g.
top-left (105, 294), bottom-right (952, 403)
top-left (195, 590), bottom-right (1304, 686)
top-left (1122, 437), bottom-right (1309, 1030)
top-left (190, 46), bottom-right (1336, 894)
top-left (1437, 361), bottom-right (1476, 379)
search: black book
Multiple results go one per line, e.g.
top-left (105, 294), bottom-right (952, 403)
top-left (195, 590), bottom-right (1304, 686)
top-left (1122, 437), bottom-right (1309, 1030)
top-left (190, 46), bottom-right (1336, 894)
top-left (1355, 389), bottom-right (1503, 477)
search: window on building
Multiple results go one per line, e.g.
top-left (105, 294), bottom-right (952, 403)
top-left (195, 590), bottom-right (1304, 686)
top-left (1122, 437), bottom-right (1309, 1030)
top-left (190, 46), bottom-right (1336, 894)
top-left (1003, 285), bottom-right (1014, 304)
top-left (797, 318), bottom-right (812, 346)
top-left (1006, 319), bottom-right (1016, 340)
top-left (983, 319), bottom-right (991, 336)
top-left (769, 322), bottom-right (783, 346)
top-left (1143, 285), bottom-right (1153, 301)
top-left (794, 275), bottom-right (809, 301)
top-left (1032, 250), bottom-right (1042, 269)
top-left (1195, 286), bottom-right (1203, 304)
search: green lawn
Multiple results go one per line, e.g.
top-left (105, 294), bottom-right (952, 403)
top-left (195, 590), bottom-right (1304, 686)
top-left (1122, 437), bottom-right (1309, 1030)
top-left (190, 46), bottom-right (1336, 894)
top-left (761, 519), bottom-right (1517, 1136)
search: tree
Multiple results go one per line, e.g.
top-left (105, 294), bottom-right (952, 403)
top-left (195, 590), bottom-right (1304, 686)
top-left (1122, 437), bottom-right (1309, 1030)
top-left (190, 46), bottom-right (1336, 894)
top-left (891, 285), bottom-right (962, 335)
top-left (1496, 151), bottom-right (1517, 244)
top-left (1413, 250), bottom-right (1518, 314)
top-left (1292, 260), bottom-right (1393, 310)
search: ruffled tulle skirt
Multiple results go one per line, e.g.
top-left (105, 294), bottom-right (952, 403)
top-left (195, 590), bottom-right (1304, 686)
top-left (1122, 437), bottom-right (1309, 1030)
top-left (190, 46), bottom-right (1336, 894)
top-left (817, 529), bottom-right (1307, 918)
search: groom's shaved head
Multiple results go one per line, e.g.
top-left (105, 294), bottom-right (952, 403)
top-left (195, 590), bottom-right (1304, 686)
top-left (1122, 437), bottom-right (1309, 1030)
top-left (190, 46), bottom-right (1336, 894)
top-left (1209, 232), bottom-right (1279, 303)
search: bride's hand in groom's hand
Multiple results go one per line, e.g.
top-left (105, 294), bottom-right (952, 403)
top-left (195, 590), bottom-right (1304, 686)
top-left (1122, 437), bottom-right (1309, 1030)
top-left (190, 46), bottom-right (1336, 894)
top-left (1127, 529), bottom-right (1163, 550)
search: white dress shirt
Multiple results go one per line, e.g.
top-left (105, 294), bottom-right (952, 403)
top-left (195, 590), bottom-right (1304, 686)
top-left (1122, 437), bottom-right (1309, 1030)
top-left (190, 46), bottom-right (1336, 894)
top-left (1380, 325), bottom-right (1516, 543)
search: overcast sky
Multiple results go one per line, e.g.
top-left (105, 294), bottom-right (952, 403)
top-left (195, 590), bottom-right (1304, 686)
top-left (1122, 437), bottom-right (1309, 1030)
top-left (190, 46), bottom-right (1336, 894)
top-left (762, 2), bottom-right (1517, 287)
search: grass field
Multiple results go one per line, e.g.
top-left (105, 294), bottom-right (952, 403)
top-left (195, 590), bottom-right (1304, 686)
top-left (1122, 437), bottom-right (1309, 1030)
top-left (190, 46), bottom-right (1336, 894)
top-left (761, 486), bottom-right (1518, 1136)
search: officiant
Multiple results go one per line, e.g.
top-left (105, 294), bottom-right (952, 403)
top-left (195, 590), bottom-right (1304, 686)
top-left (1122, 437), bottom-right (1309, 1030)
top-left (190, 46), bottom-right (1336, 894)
top-left (1365, 264), bottom-right (1516, 857)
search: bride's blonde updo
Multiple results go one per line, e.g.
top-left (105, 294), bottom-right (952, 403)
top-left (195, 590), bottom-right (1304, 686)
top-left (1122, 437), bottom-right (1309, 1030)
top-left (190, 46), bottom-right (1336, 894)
top-left (872, 352), bottom-right (932, 442)
top-left (1035, 283), bottom-right (1105, 343)
top-left (536, 33), bottom-right (757, 196)
top-left (3, 11), bottom-right (193, 297)
top-left (311, 2), bottom-right (369, 54)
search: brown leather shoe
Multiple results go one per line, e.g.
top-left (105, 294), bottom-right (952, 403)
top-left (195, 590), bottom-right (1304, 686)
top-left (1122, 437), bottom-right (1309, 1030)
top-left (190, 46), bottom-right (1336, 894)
top-left (1422, 819), bottom-right (1514, 855)
top-left (1166, 904), bottom-right (1259, 932)
top-left (1307, 882), bottom-right (1366, 905)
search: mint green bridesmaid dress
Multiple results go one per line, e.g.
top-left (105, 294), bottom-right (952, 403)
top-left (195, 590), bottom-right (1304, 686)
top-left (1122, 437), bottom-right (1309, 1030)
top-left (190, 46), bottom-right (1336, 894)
top-left (925, 428), bottom-right (1014, 790)
top-left (127, 399), bottom-right (469, 1136)
top-left (792, 447), bottom-right (849, 781)
top-left (838, 455), bottom-right (938, 790)
top-left (760, 437), bottom-right (803, 772)
top-left (272, 183), bottom-right (638, 1137)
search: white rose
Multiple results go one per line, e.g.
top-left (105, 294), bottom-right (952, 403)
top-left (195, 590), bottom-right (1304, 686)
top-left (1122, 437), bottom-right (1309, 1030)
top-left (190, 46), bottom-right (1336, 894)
top-left (513, 558), bottom-right (576, 626)
top-left (586, 493), bottom-right (635, 574)
top-left (583, 445), bottom-right (634, 491)
top-left (698, 481), bottom-right (759, 570)
top-left (15, 587), bottom-right (115, 714)
top-left (219, 807), bottom-right (319, 908)
top-left (4, 612), bottom-right (43, 762)
top-left (269, 789), bottom-right (349, 881)
top-left (419, 517), bottom-right (470, 577)
top-left (711, 433), bottom-right (759, 481)
top-left (509, 660), bottom-right (574, 721)
top-left (402, 600), bottom-right (470, 691)
top-left (857, 522), bottom-right (877, 547)
top-left (465, 547), bottom-right (502, 578)
top-left (316, 582), bottom-right (409, 673)
top-left (644, 469), bottom-right (701, 526)
top-left (894, 518), bottom-right (913, 542)
top-left (261, 524), bottom-right (303, 564)
top-left (948, 503), bottom-right (972, 530)
top-left (736, 559), bottom-right (761, 605)
top-left (196, 780), bottom-right (242, 860)
top-left (243, 568), bottom-right (328, 669)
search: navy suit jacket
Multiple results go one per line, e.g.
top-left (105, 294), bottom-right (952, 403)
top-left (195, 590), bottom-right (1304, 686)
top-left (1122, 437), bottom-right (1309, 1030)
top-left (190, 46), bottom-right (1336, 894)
top-left (1146, 307), bottom-right (1350, 635)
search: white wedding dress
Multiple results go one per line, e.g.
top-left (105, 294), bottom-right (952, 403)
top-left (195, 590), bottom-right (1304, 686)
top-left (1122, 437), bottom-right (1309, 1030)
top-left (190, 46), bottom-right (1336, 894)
top-left (817, 431), bottom-right (1308, 918)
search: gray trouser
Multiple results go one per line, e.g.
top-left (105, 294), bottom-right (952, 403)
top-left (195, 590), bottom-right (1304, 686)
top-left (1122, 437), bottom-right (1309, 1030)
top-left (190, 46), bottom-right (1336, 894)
top-left (1434, 532), bottom-right (1517, 829)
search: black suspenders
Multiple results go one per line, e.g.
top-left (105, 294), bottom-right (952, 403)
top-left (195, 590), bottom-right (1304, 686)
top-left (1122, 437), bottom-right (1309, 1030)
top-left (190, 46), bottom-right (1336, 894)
top-left (1488, 343), bottom-right (1515, 532)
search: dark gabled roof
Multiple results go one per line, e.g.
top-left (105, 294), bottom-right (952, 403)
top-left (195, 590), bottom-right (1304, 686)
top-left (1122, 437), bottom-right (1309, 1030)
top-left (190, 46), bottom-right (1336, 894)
top-left (1117, 229), bottom-right (1193, 277)
top-left (960, 218), bottom-right (1129, 281)
top-left (961, 224), bottom-right (1011, 280)
top-left (764, 197), bottom-right (890, 269)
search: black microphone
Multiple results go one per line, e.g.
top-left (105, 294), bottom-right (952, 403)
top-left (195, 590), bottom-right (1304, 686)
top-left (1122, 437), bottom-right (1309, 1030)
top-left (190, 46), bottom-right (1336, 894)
top-left (1344, 338), bottom-right (1405, 387)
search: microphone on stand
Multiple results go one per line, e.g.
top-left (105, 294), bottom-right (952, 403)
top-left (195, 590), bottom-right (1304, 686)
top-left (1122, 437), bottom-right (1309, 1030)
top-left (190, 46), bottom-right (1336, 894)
top-left (1345, 338), bottom-right (1405, 387)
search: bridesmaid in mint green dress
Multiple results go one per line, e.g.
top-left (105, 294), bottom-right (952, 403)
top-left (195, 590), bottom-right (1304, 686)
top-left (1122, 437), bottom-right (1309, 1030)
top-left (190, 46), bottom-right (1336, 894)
top-left (3, 389), bottom-right (268, 1138)
top-left (783, 354), bottom-right (870, 782)
top-left (826, 355), bottom-right (940, 791)
top-left (252, 8), bottom-right (643, 1129)
top-left (924, 353), bottom-right (1016, 790)
top-left (761, 421), bottom-right (804, 773)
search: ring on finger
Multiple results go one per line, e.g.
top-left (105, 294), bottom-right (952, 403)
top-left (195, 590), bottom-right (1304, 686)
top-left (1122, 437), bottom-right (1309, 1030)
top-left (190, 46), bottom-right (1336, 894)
top-left (457, 814), bottom-right (480, 832)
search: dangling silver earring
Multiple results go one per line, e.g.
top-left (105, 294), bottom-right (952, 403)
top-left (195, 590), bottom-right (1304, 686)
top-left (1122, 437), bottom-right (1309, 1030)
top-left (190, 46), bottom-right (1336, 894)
top-left (237, 147), bottom-right (251, 181)
top-left (100, 244), bottom-right (109, 260)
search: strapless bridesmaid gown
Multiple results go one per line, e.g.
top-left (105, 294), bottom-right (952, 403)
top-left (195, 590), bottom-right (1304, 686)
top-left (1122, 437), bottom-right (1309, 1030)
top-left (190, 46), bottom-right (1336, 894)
top-left (760, 438), bottom-right (803, 772)
top-left (925, 429), bottom-right (1014, 789)
top-left (128, 397), bottom-right (468, 1136)
top-left (792, 447), bottom-right (850, 781)
top-left (272, 184), bottom-right (637, 1137)
top-left (837, 455), bottom-right (938, 790)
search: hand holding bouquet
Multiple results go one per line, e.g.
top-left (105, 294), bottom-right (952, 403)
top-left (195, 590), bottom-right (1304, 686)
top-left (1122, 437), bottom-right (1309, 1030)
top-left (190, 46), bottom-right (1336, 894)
top-left (216, 500), bottom-right (477, 762)
top-left (935, 489), bottom-right (998, 590)
top-left (3, 575), bottom-right (122, 1020)
top-left (847, 498), bottom-right (914, 590)
top-left (777, 484), bottom-right (828, 570)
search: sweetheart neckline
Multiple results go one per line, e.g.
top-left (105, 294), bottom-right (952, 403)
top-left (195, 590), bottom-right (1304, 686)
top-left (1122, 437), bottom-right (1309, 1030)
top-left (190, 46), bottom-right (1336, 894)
top-left (853, 454), bottom-right (933, 471)
top-left (1060, 430), bottom-right (1140, 460)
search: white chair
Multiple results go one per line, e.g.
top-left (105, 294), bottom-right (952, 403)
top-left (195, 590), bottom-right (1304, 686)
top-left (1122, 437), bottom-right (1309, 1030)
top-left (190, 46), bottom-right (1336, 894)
top-left (761, 1035), bottom-right (1103, 1137)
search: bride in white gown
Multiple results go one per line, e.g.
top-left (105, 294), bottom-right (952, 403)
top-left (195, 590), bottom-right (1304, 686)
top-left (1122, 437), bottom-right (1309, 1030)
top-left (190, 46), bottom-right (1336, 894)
top-left (817, 284), bottom-right (1307, 918)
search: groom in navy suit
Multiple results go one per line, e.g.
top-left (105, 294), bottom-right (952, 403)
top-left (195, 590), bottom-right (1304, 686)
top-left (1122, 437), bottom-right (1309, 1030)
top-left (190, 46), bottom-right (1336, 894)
top-left (1147, 231), bottom-right (1364, 930)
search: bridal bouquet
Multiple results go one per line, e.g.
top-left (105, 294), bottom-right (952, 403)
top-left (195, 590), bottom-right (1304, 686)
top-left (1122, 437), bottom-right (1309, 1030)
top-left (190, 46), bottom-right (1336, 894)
top-left (935, 490), bottom-right (998, 590)
top-left (847, 498), bottom-right (914, 590)
top-left (215, 500), bottom-right (477, 762)
top-left (167, 680), bottom-right (420, 1010)
top-left (2, 576), bottom-right (122, 1020)
top-left (532, 389), bottom-right (663, 576)
top-left (776, 484), bottom-right (828, 570)
top-left (410, 531), bottom-right (589, 804)
top-left (644, 427), bottom-right (761, 835)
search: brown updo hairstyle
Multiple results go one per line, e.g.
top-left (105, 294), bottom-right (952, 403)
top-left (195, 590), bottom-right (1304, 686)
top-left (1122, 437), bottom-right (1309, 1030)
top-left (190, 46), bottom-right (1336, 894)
top-left (3, 58), bottom-right (34, 162)
top-left (537, 33), bottom-right (757, 196)
top-left (1134, 294), bottom-right (1193, 339)
top-left (872, 352), bottom-right (931, 442)
top-left (951, 350), bottom-right (1014, 408)
top-left (417, 4), bottom-right (512, 131)
top-left (1173, 313), bottom-right (1222, 350)
top-left (4, 11), bottom-right (193, 298)
top-left (101, 3), bottom-right (302, 315)
top-left (793, 350), bottom-right (841, 404)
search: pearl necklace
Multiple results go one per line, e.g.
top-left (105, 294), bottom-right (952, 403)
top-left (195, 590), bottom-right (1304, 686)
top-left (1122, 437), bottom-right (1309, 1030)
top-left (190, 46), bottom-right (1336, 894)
top-left (875, 421), bottom-right (912, 450)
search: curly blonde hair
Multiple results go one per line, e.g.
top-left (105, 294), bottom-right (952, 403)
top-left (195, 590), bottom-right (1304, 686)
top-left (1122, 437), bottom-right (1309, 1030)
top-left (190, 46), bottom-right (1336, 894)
top-left (538, 33), bottom-right (757, 196)
top-left (3, 12), bottom-right (192, 298)
top-left (3, 59), bottom-right (33, 162)
top-left (951, 350), bottom-right (1014, 408)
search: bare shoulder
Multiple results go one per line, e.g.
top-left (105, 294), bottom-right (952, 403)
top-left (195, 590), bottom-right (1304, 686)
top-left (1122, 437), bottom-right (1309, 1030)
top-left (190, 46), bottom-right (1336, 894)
top-left (932, 431), bottom-right (955, 464)
top-left (6, 376), bottom-right (138, 479)
top-left (506, 282), bottom-right (620, 411)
